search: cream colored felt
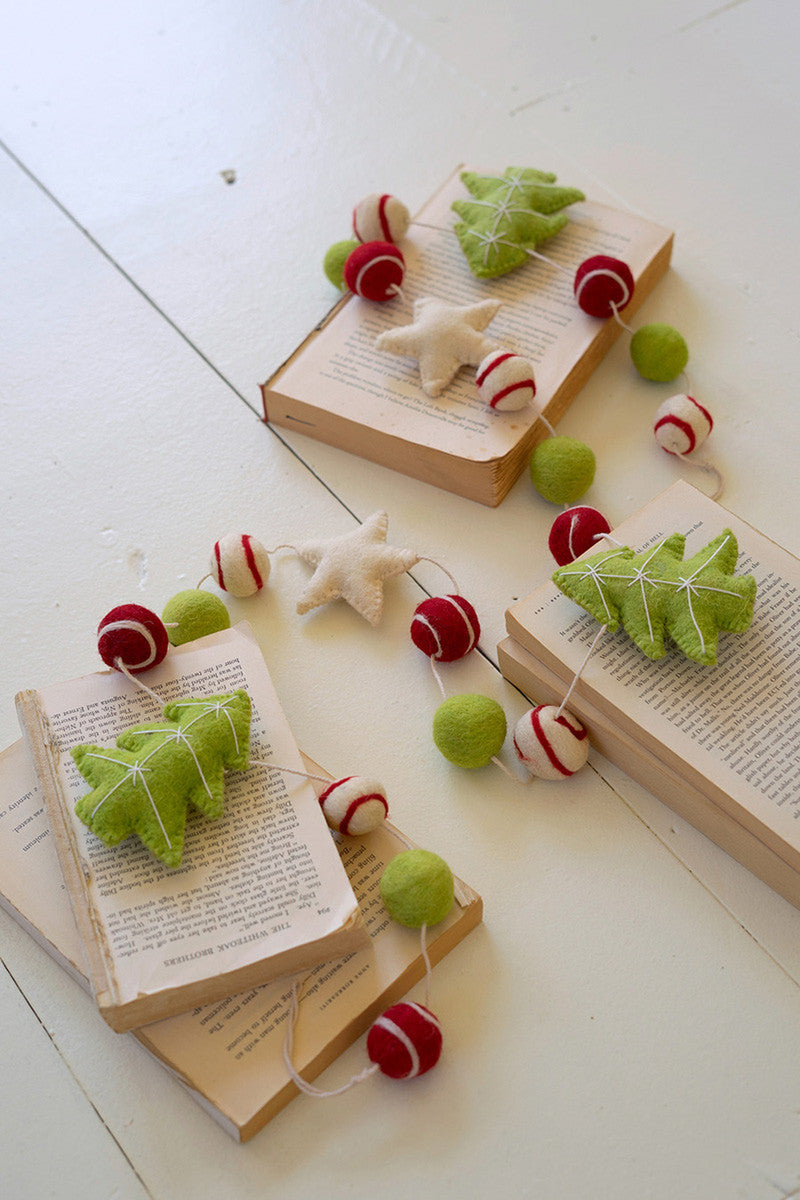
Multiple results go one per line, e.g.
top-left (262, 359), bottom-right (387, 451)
top-left (376, 296), bottom-right (502, 397)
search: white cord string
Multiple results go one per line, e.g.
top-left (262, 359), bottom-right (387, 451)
top-left (249, 759), bottom-right (333, 785)
top-left (555, 623), bottom-right (608, 719)
top-left (416, 555), bottom-right (461, 594)
top-left (282, 979), bottom-right (379, 1098)
top-left (522, 246), bottom-right (573, 277)
top-left (420, 924), bottom-right (432, 1008)
top-left (429, 657), bottom-right (447, 699)
top-left (610, 302), bottom-right (635, 334)
top-left (682, 456), bottom-right (724, 500)
top-left (114, 659), bottom-right (163, 703)
top-left (196, 572), bottom-right (212, 589)
top-left (491, 754), bottom-right (530, 785)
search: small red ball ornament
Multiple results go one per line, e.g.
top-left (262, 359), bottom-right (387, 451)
top-left (548, 506), bottom-right (612, 565)
top-left (574, 255), bottom-right (635, 318)
top-left (97, 604), bottom-right (170, 674)
top-left (410, 594), bottom-right (480, 662)
top-left (366, 1001), bottom-right (443, 1079)
top-left (343, 240), bottom-right (405, 302)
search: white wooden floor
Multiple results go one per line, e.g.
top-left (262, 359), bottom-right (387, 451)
top-left (3, 2), bottom-right (800, 1197)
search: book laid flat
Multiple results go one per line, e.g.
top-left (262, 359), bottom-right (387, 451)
top-left (16, 624), bottom-right (369, 1032)
top-left (261, 166), bottom-right (674, 506)
top-left (500, 480), bottom-right (800, 907)
top-left (0, 737), bottom-right (482, 1141)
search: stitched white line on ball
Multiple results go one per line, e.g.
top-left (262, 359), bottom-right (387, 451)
top-left (445, 596), bottom-right (477, 653)
top-left (414, 613), bottom-right (442, 658)
top-left (372, 1015), bottom-right (420, 1078)
top-left (574, 267), bottom-right (631, 308)
top-left (406, 1002), bottom-right (442, 1033)
top-left (98, 620), bottom-right (157, 669)
top-left (354, 254), bottom-right (403, 297)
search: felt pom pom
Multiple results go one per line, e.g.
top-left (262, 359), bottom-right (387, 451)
top-left (344, 240), bottom-right (405, 302)
top-left (352, 193), bottom-right (410, 245)
top-left (97, 604), bottom-right (170, 674)
top-left (324, 239), bottom-right (359, 290)
top-left (410, 594), bottom-right (480, 662)
top-left (318, 776), bottom-right (388, 835)
top-left (513, 704), bottom-right (589, 780)
top-left (210, 533), bottom-right (271, 598)
top-left (548, 506), bottom-right (612, 565)
top-left (432, 694), bottom-right (506, 769)
top-left (162, 590), bottom-right (231, 646)
top-left (367, 1001), bottom-right (443, 1079)
top-left (573, 255), bottom-right (634, 318)
top-left (475, 350), bottom-right (536, 412)
top-left (530, 436), bottom-right (596, 505)
top-left (654, 393), bottom-right (713, 456)
top-left (630, 323), bottom-right (689, 382)
top-left (380, 849), bottom-right (454, 928)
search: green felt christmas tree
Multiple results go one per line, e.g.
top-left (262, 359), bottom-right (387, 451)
top-left (552, 530), bottom-right (757, 665)
top-left (452, 167), bottom-right (585, 279)
top-left (71, 690), bottom-right (251, 867)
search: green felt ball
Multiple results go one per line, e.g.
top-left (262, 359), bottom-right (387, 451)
top-left (432, 693), bottom-right (507, 769)
top-left (380, 849), bottom-right (455, 928)
top-left (162, 590), bottom-right (231, 646)
top-left (529, 436), bottom-right (596, 505)
top-left (324, 239), bottom-right (359, 290)
top-left (630, 322), bottom-right (689, 382)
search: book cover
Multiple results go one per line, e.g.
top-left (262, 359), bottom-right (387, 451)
top-left (261, 166), bottom-right (674, 506)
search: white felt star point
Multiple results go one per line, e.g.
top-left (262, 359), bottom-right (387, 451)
top-left (376, 296), bottom-right (503, 396)
top-left (296, 511), bottom-right (419, 626)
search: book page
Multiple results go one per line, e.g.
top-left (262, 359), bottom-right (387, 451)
top-left (271, 167), bottom-right (672, 462)
top-left (0, 738), bottom-right (481, 1140)
top-left (18, 625), bottom-right (361, 1010)
top-left (507, 481), bottom-right (800, 853)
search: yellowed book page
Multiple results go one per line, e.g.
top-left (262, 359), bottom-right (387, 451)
top-left (507, 480), bottom-right (800, 850)
top-left (17, 625), bottom-right (361, 1011)
top-left (273, 168), bottom-right (672, 462)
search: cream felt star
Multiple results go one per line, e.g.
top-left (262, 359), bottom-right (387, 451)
top-left (295, 511), bottom-right (419, 626)
top-left (376, 296), bottom-right (502, 397)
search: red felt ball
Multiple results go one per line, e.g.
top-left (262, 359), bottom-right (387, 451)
top-left (97, 604), bottom-right (170, 674)
top-left (548, 506), bottom-right (612, 565)
top-left (574, 255), bottom-right (635, 318)
top-left (366, 1001), bottom-right (443, 1079)
top-left (343, 240), bottom-right (405, 302)
top-left (410, 594), bottom-right (480, 662)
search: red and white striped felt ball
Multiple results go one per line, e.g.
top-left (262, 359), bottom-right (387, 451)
top-left (97, 604), bottom-right (170, 674)
top-left (343, 240), bottom-right (405, 302)
top-left (573, 254), bottom-right (635, 318)
top-left (210, 533), bottom-right (271, 597)
top-left (653, 394), bottom-right (713, 456)
top-left (475, 350), bottom-right (536, 412)
top-left (513, 704), bottom-right (589, 780)
top-left (318, 776), bottom-right (388, 835)
top-left (352, 192), bottom-right (410, 245)
top-left (366, 1001), bottom-right (443, 1079)
top-left (410, 594), bottom-right (480, 662)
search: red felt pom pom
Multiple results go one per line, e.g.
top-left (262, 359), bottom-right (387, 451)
top-left (367, 1001), bottom-right (443, 1079)
top-left (343, 240), bottom-right (405, 302)
top-left (548, 506), bottom-right (612, 565)
top-left (410, 594), bottom-right (480, 662)
top-left (574, 255), bottom-right (635, 318)
top-left (97, 604), bottom-right (169, 674)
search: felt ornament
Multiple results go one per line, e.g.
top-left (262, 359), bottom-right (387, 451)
top-left (379, 849), bottom-right (454, 928)
top-left (295, 510), bottom-right (419, 626)
top-left (366, 1001), bottom-right (443, 1079)
top-left (343, 240), bottom-right (405, 302)
top-left (513, 704), bottom-right (589, 780)
top-left (317, 775), bottom-right (388, 835)
top-left (376, 296), bottom-right (502, 397)
top-left (530, 436), bottom-right (596, 505)
top-left (71, 691), bottom-right (251, 867)
top-left (162, 590), bottom-right (231, 646)
top-left (410, 594), bottom-right (480, 662)
top-left (573, 255), bottom-right (635, 318)
top-left (323, 239), bottom-right (359, 290)
top-left (432, 693), bottom-right (507, 769)
top-left (452, 167), bottom-right (585, 279)
top-left (97, 605), bottom-right (170, 674)
top-left (475, 349), bottom-right (536, 412)
top-left (210, 533), bottom-right (271, 597)
top-left (352, 193), bottom-right (410, 245)
top-left (548, 506), bottom-right (612, 566)
top-left (553, 530), bottom-right (757, 664)
top-left (654, 394), bottom-right (713, 456)
top-left (630, 322), bottom-right (689, 382)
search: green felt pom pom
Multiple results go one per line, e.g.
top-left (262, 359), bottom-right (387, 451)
top-left (324, 239), bottom-right (359, 290)
top-left (630, 323), bottom-right (689, 382)
top-left (530, 436), bottom-right (596, 505)
top-left (380, 849), bottom-right (455, 928)
top-left (162, 590), bottom-right (231, 646)
top-left (432, 693), bottom-right (507, 769)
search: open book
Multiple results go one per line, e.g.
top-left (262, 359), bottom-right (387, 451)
top-left (15, 625), bottom-right (368, 1032)
top-left (500, 481), bottom-right (800, 907)
top-left (0, 737), bottom-right (482, 1140)
top-left (262, 166), bottom-right (674, 506)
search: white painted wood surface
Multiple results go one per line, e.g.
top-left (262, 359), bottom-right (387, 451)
top-left (2, 2), bottom-right (800, 1196)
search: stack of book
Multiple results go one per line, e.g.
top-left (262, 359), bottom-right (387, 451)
top-left (498, 481), bottom-right (800, 908)
top-left (5, 624), bottom-right (481, 1139)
